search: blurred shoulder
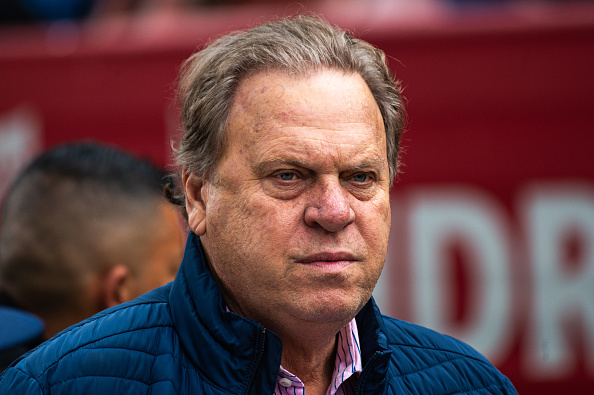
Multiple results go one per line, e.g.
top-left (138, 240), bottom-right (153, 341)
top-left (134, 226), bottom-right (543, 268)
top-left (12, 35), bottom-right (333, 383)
top-left (0, 285), bottom-right (176, 392)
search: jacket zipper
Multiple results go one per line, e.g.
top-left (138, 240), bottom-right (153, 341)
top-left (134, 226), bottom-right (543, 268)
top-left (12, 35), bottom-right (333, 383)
top-left (244, 328), bottom-right (267, 394)
top-left (355, 353), bottom-right (379, 395)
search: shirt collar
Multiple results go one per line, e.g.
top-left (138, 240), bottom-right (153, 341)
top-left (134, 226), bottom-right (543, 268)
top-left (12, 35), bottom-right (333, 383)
top-left (276, 318), bottom-right (363, 395)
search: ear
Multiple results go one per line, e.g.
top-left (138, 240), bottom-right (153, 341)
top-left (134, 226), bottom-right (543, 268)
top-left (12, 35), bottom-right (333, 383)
top-left (183, 171), bottom-right (208, 236)
top-left (102, 265), bottom-right (130, 308)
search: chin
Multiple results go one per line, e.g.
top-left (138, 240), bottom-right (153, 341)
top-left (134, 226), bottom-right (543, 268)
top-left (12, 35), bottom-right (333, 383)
top-left (294, 293), bottom-right (368, 324)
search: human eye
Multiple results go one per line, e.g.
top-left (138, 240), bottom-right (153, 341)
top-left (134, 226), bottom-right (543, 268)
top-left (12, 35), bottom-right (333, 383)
top-left (350, 172), bottom-right (374, 185)
top-left (343, 170), bottom-right (378, 200)
top-left (262, 169), bottom-right (307, 200)
top-left (352, 173), bottom-right (370, 183)
top-left (275, 171), bottom-right (299, 182)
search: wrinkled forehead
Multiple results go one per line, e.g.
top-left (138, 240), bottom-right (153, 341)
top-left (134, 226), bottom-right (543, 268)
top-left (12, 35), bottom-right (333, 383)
top-left (226, 68), bottom-right (386, 148)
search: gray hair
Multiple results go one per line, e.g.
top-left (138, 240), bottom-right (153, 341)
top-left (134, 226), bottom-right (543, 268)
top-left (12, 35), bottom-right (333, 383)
top-left (172, 14), bottom-right (406, 215)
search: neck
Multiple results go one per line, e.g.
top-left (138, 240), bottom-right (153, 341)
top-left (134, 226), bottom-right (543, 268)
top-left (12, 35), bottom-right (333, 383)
top-left (218, 280), bottom-right (354, 394)
top-left (39, 311), bottom-right (88, 339)
top-left (276, 321), bottom-right (345, 395)
top-left (281, 331), bottom-right (336, 394)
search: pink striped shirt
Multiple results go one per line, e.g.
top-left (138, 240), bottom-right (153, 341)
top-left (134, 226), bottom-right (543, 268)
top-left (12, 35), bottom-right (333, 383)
top-left (274, 319), bottom-right (362, 395)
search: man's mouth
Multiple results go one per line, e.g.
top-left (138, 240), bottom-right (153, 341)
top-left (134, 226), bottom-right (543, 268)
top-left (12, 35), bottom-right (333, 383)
top-left (297, 252), bottom-right (359, 270)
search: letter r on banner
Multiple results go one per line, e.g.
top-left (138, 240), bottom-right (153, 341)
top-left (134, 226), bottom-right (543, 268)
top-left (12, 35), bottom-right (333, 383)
top-left (524, 183), bottom-right (594, 378)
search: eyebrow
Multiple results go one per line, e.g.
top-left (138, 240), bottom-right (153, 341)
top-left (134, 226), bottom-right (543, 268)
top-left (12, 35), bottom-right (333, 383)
top-left (253, 158), bottom-right (309, 176)
top-left (253, 156), bottom-right (386, 176)
top-left (349, 158), bottom-right (386, 172)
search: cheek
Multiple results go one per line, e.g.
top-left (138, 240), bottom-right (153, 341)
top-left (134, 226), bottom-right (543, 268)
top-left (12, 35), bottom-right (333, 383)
top-left (358, 197), bottom-right (391, 248)
top-left (376, 191), bottom-right (392, 226)
top-left (237, 195), bottom-right (301, 236)
top-left (207, 194), bottom-right (300, 265)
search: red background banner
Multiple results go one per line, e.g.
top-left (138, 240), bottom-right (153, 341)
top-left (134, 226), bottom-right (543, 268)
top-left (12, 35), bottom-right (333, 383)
top-left (1, 3), bottom-right (593, 393)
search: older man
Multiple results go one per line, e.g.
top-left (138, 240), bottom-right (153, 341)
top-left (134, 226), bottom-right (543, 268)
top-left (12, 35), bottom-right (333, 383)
top-left (0, 15), bottom-right (516, 394)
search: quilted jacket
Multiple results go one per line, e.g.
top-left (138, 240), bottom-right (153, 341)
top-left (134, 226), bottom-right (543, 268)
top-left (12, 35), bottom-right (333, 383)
top-left (0, 233), bottom-right (517, 394)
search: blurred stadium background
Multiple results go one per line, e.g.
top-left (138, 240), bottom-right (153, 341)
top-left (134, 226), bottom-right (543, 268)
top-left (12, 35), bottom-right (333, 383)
top-left (1, 0), bottom-right (593, 392)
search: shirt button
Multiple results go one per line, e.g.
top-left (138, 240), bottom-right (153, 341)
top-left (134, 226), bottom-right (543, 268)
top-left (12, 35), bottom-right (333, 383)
top-left (279, 378), bottom-right (292, 388)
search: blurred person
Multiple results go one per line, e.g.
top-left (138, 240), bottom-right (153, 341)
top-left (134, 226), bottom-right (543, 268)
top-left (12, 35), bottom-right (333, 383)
top-left (0, 142), bottom-right (184, 343)
top-left (0, 15), bottom-right (516, 394)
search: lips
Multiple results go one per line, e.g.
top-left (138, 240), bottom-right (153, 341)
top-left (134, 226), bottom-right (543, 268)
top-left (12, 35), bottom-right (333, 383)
top-left (297, 252), bottom-right (358, 265)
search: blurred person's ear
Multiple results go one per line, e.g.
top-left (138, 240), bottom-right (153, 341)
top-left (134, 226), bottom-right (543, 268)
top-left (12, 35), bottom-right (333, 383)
top-left (102, 265), bottom-right (130, 308)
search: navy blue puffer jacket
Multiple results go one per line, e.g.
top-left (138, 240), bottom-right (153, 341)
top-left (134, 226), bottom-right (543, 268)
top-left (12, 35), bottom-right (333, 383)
top-left (0, 233), bottom-right (517, 394)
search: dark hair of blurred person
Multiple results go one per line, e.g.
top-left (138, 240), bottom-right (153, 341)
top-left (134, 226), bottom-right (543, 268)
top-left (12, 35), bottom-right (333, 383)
top-left (0, 142), bottom-right (185, 341)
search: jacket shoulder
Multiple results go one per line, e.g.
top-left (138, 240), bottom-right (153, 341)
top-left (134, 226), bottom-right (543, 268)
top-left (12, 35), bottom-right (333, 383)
top-left (380, 315), bottom-right (517, 394)
top-left (0, 285), bottom-right (184, 394)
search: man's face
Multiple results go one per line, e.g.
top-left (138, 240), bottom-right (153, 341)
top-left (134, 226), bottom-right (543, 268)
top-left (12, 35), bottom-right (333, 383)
top-left (185, 69), bottom-right (391, 332)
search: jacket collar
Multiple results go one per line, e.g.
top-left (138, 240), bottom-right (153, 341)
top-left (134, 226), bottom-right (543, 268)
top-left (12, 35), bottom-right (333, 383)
top-left (355, 298), bottom-right (393, 392)
top-left (169, 233), bottom-right (282, 394)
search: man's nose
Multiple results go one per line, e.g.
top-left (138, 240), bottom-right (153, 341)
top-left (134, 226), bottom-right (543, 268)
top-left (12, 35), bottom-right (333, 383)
top-left (304, 179), bottom-right (355, 232)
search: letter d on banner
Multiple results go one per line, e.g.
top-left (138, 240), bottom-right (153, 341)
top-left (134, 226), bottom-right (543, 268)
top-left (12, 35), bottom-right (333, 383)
top-left (408, 187), bottom-right (513, 364)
